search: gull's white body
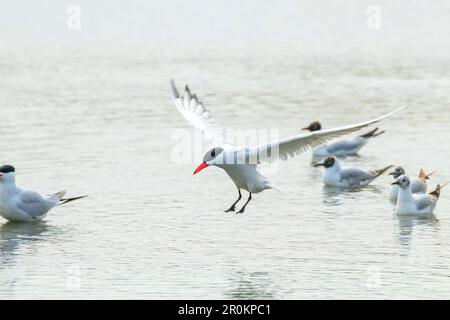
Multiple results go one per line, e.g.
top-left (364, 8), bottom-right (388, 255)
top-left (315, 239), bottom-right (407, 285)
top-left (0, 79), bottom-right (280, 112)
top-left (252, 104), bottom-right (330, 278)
top-left (389, 178), bottom-right (426, 205)
top-left (395, 185), bottom-right (437, 216)
top-left (320, 158), bottom-right (387, 188)
top-left (313, 136), bottom-right (369, 157)
top-left (171, 80), bottom-right (405, 207)
top-left (0, 173), bottom-right (63, 222)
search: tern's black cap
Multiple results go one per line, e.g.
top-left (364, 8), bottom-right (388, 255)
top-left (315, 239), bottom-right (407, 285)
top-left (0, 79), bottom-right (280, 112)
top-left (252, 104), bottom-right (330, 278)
top-left (0, 165), bottom-right (15, 174)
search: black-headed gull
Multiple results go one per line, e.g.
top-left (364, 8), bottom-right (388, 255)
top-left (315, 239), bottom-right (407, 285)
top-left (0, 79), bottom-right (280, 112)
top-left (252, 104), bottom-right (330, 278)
top-left (302, 121), bottom-right (385, 157)
top-left (388, 166), bottom-right (435, 205)
top-left (0, 165), bottom-right (87, 222)
top-left (391, 175), bottom-right (445, 215)
top-left (171, 80), bottom-right (405, 213)
top-left (314, 156), bottom-right (392, 188)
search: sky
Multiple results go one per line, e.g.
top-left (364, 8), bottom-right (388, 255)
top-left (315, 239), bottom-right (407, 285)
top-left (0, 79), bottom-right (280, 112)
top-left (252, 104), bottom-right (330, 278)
top-left (1, 0), bottom-right (449, 57)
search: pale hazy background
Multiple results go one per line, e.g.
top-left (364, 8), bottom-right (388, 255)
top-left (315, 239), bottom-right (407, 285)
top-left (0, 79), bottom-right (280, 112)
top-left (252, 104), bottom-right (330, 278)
top-left (1, 0), bottom-right (450, 56)
top-left (1, 0), bottom-right (450, 299)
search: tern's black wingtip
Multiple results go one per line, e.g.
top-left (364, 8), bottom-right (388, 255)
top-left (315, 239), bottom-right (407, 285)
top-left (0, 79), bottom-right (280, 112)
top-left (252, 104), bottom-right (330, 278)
top-left (185, 84), bottom-right (192, 96)
top-left (170, 79), bottom-right (180, 98)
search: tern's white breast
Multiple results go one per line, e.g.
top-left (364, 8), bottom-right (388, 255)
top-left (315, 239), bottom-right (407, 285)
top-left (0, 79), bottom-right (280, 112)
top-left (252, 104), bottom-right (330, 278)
top-left (221, 164), bottom-right (271, 193)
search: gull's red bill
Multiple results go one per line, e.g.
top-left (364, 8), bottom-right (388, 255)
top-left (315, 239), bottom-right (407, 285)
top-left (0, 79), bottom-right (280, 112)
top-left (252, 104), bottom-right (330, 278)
top-left (193, 162), bottom-right (209, 175)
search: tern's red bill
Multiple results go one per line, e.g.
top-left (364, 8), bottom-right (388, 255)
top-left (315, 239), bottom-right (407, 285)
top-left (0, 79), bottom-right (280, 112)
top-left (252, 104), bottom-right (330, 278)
top-left (193, 162), bottom-right (209, 175)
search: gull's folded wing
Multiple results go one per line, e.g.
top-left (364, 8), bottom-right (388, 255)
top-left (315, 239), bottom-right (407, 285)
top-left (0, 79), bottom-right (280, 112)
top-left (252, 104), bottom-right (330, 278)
top-left (171, 80), bottom-right (232, 147)
top-left (415, 194), bottom-right (435, 210)
top-left (251, 105), bottom-right (406, 162)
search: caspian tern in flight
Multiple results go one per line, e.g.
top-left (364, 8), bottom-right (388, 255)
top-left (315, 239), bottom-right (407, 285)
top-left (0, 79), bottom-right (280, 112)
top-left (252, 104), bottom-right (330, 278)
top-left (388, 167), bottom-right (435, 205)
top-left (314, 156), bottom-right (392, 188)
top-left (0, 165), bottom-right (87, 222)
top-left (302, 121), bottom-right (385, 157)
top-left (171, 80), bottom-right (406, 213)
top-left (392, 175), bottom-right (446, 215)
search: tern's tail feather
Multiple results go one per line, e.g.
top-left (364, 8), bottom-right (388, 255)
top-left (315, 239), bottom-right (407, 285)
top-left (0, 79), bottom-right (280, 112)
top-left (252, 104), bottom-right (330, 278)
top-left (265, 182), bottom-right (285, 193)
top-left (54, 190), bottom-right (67, 200)
top-left (57, 193), bottom-right (88, 205)
top-left (359, 127), bottom-right (386, 139)
top-left (370, 165), bottom-right (394, 178)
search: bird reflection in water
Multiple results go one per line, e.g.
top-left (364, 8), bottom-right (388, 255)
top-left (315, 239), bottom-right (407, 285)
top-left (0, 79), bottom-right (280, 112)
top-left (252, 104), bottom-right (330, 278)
top-left (321, 185), bottom-right (383, 210)
top-left (225, 271), bottom-right (276, 299)
top-left (396, 214), bottom-right (439, 247)
top-left (0, 221), bottom-right (50, 257)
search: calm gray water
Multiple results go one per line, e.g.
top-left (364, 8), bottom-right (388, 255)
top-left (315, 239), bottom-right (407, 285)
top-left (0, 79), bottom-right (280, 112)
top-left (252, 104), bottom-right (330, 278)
top-left (1, 0), bottom-right (450, 299)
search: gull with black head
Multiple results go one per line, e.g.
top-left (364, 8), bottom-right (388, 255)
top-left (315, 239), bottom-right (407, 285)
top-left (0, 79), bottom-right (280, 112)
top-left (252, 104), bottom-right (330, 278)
top-left (171, 80), bottom-right (405, 213)
top-left (314, 156), bottom-right (393, 188)
top-left (0, 165), bottom-right (87, 222)
top-left (388, 166), bottom-right (435, 205)
top-left (391, 175), bottom-right (445, 215)
top-left (302, 121), bottom-right (385, 157)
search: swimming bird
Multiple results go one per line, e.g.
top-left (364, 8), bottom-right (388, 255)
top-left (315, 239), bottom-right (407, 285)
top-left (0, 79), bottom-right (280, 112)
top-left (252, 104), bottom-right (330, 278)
top-left (0, 165), bottom-right (87, 222)
top-left (302, 121), bottom-right (385, 157)
top-left (388, 166), bottom-right (434, 205)
top-left (314, 156), bottom-right (393, 188)
top-left (171, 80), bottom-right (405, 213)
top-left (392, 174), bottom-right (445, 215)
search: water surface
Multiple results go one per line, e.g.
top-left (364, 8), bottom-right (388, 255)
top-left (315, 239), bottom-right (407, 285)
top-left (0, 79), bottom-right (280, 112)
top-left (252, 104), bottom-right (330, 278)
top-left (1, 0), bottom-right (450, 299)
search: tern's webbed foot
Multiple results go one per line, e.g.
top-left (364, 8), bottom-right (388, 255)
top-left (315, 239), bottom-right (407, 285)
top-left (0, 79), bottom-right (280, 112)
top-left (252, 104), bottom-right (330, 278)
top-left (225, 190), bottom-right (242, 213)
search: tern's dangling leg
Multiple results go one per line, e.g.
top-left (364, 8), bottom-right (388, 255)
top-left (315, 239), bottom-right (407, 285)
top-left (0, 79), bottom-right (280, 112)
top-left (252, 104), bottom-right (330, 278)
top-left (225, 189), bottom-right (242, 212)
top-left (237, 192), bottom-right (252, 214)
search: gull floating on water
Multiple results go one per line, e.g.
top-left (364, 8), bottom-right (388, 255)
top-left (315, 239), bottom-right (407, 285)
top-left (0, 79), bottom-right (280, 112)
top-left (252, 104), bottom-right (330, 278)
top-left (302, 121), bottom-right (385, 157)
top-left (392, 175), bottom-right (445, 215)
top-left (0, 165), bottom-right (87, 222)
top-left (388, 166), bottom-right (434, 205)
top-left (171, 80), bottom-right (406, 213)
top-left (314, 156), bottom-right (393, 188)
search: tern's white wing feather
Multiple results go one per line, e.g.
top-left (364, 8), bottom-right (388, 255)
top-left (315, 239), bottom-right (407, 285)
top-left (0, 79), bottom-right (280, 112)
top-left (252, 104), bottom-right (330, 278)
top-left (17, 190), bottom-right (54, 218)
top-left (171, 80), bottom-right (231, 147)
top-left (252, 105), bottom-right (406, 162)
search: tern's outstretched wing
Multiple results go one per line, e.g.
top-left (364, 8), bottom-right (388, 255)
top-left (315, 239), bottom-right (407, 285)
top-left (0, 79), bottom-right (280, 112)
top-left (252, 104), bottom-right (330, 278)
top-left (250, 105), bottom-right (406, 162)
top-left (171, 80), bottom-right (232, 147)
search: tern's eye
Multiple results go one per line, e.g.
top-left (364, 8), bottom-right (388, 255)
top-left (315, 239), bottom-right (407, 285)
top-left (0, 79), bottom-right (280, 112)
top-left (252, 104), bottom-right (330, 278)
top-left (211, 149), bottom-right (216, 157)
